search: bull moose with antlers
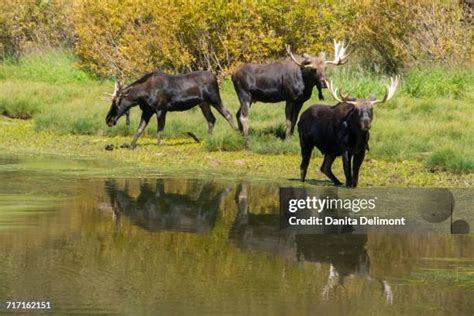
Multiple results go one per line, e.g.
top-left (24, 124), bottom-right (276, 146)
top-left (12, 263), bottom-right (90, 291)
top-left (298, 76), bottom-right (400, 187)
top-left (105, 71), bottom-right (236, 149)
top-left (232, 40), bottom-right (349, 142)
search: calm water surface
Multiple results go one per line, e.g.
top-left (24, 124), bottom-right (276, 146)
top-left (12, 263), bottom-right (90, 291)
top-left (0, 156), bottom-right (473, 315)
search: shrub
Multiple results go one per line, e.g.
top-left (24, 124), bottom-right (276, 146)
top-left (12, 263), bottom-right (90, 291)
top-left (0, 0), bottom-right (74, 59)
top-left (72, 0), bottom-right (192, 79)
top-left (2, 1), bottom-right (470, 78)
top-left (352, 0), bottom-right (470, 73)
top-left (70, 0), bottom-right (470, 79)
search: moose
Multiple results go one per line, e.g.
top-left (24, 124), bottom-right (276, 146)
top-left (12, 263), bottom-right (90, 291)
top-left (298, 76), bottom-right (400, 187)
top-left (105, 70), bottom-right (236, 149)
top-left (231, 40), bottom-right (349, 142)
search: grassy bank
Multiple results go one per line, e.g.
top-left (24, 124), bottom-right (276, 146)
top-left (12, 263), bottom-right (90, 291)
top-left (0, 117), bottom-right (472, 187)
top-left (0, 51), bottom-right (473, 175)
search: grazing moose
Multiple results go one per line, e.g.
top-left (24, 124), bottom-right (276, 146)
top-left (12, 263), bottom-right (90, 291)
top-left (105, 71), bottom-right (236, 149)
top-left (232, 40), bottom-right (349, 142)
top-left (298, 77), bottom-right (400, 187)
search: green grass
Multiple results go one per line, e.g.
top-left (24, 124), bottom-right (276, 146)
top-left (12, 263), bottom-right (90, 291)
top-left (1, 51), bottom-right (473, 172)
top-left (0, 50), bottom-right (93, 84)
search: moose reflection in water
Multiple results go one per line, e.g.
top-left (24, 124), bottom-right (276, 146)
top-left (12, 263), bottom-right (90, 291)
top-left (102, 179), bottom-right (393, 303)
top-left (230, 184), bottom-right (393, 304)
top-left (104, 178), bottom-right (230, 234)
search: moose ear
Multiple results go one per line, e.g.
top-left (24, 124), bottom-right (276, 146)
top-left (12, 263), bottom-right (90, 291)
top-left (319, 51), bottom-right (326, 60)
top-left (298, 53), bottom-right (311, 65)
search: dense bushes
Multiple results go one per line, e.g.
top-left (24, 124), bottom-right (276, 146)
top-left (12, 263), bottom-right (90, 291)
top-left (1, 0), bottom-right (471, 79)
top-left (71, 0), bottom-right (355, 78)
top-left (351, 1), bottom-right (471, 73)
top-left (0, 0), bottom-right (74, 59)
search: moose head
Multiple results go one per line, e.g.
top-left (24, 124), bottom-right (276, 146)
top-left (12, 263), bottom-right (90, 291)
top-left (325, 76), bottom-right (400, 131)
top-left (285, 40), bottom-right (350, 92)
top-left (105, 81), bottom-right (132, 127)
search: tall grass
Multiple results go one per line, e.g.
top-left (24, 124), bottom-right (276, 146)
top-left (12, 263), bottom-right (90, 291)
top-left (1, 51), bottom-right (473, 172)
top-left (0, 51), bottom-right (93, 83)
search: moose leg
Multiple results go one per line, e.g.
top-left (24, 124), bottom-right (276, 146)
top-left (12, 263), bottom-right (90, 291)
top-left (351, 150), bottom-right (366, 188)
top-left (234, 89), bottom-right (251, 141)
top-left (300, 142), bottom-right (313, 182)
top-left (321, 154), bottom-right (342, 186)
top-left (156, 111), bottom-right (167, 145)
top-left (284, 102), bottom-right (294, 140)
top-left (210, 99), bottom-right (236, 129)
top-left (129, 111), bottom-right (152, 149)
top-left (125, 110), bottom-right (130, 126)
top-left (236, 108), bottom-right (243, 131)
top-left (289, 103), bottom-right (303, 136)
top-left (237, 101), bottom-right (251, 145)
top-left (199, 104), bottom-right (216, 134)
top-left (342, 151), bottom-right (353, 187)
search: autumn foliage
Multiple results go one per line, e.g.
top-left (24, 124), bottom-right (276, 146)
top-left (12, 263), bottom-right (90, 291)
top-left (1, 0), bottom-right (471, 79)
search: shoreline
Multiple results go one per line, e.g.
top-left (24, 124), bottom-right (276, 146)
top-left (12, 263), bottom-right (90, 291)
top-left (0, 117), bottom-right (472, 187)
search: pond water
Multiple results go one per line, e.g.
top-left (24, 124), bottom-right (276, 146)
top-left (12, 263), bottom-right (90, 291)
top-left (0, 155), bottom-right (473, 315)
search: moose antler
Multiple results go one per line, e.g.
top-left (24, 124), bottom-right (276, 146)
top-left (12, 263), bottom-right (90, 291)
top-left (325, 80), bottom-right (358, 105)
top-left (285, 44), bottom-right (303, 66)
top-left (113, 81), bottom-right (121, 97)
top-left (325, 40), bottom-right (350, 65)
top-left (102, 81), bottom-right (123, 103)
top-left (370, 76), bottom-right (400, 105)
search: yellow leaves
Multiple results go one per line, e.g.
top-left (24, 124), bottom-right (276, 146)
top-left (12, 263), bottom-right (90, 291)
top-left (351, 0), bottom-right (469, 72)
top-left (1, 0), bottom-right (469, 77)
top-left (72, 0), bottom-right (187, 78)
top-left (0, 0), bottom-right (74, 58)
top-left (70, 0), bottom-right (364, 78)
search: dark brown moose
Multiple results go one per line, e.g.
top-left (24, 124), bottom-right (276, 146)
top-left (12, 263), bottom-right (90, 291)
top-left (105, 71), bottom-right (236, 149)
top-left (298, 76), bottom-right (400, 187)
top-left (231, 40), bottom-right (349, 143)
